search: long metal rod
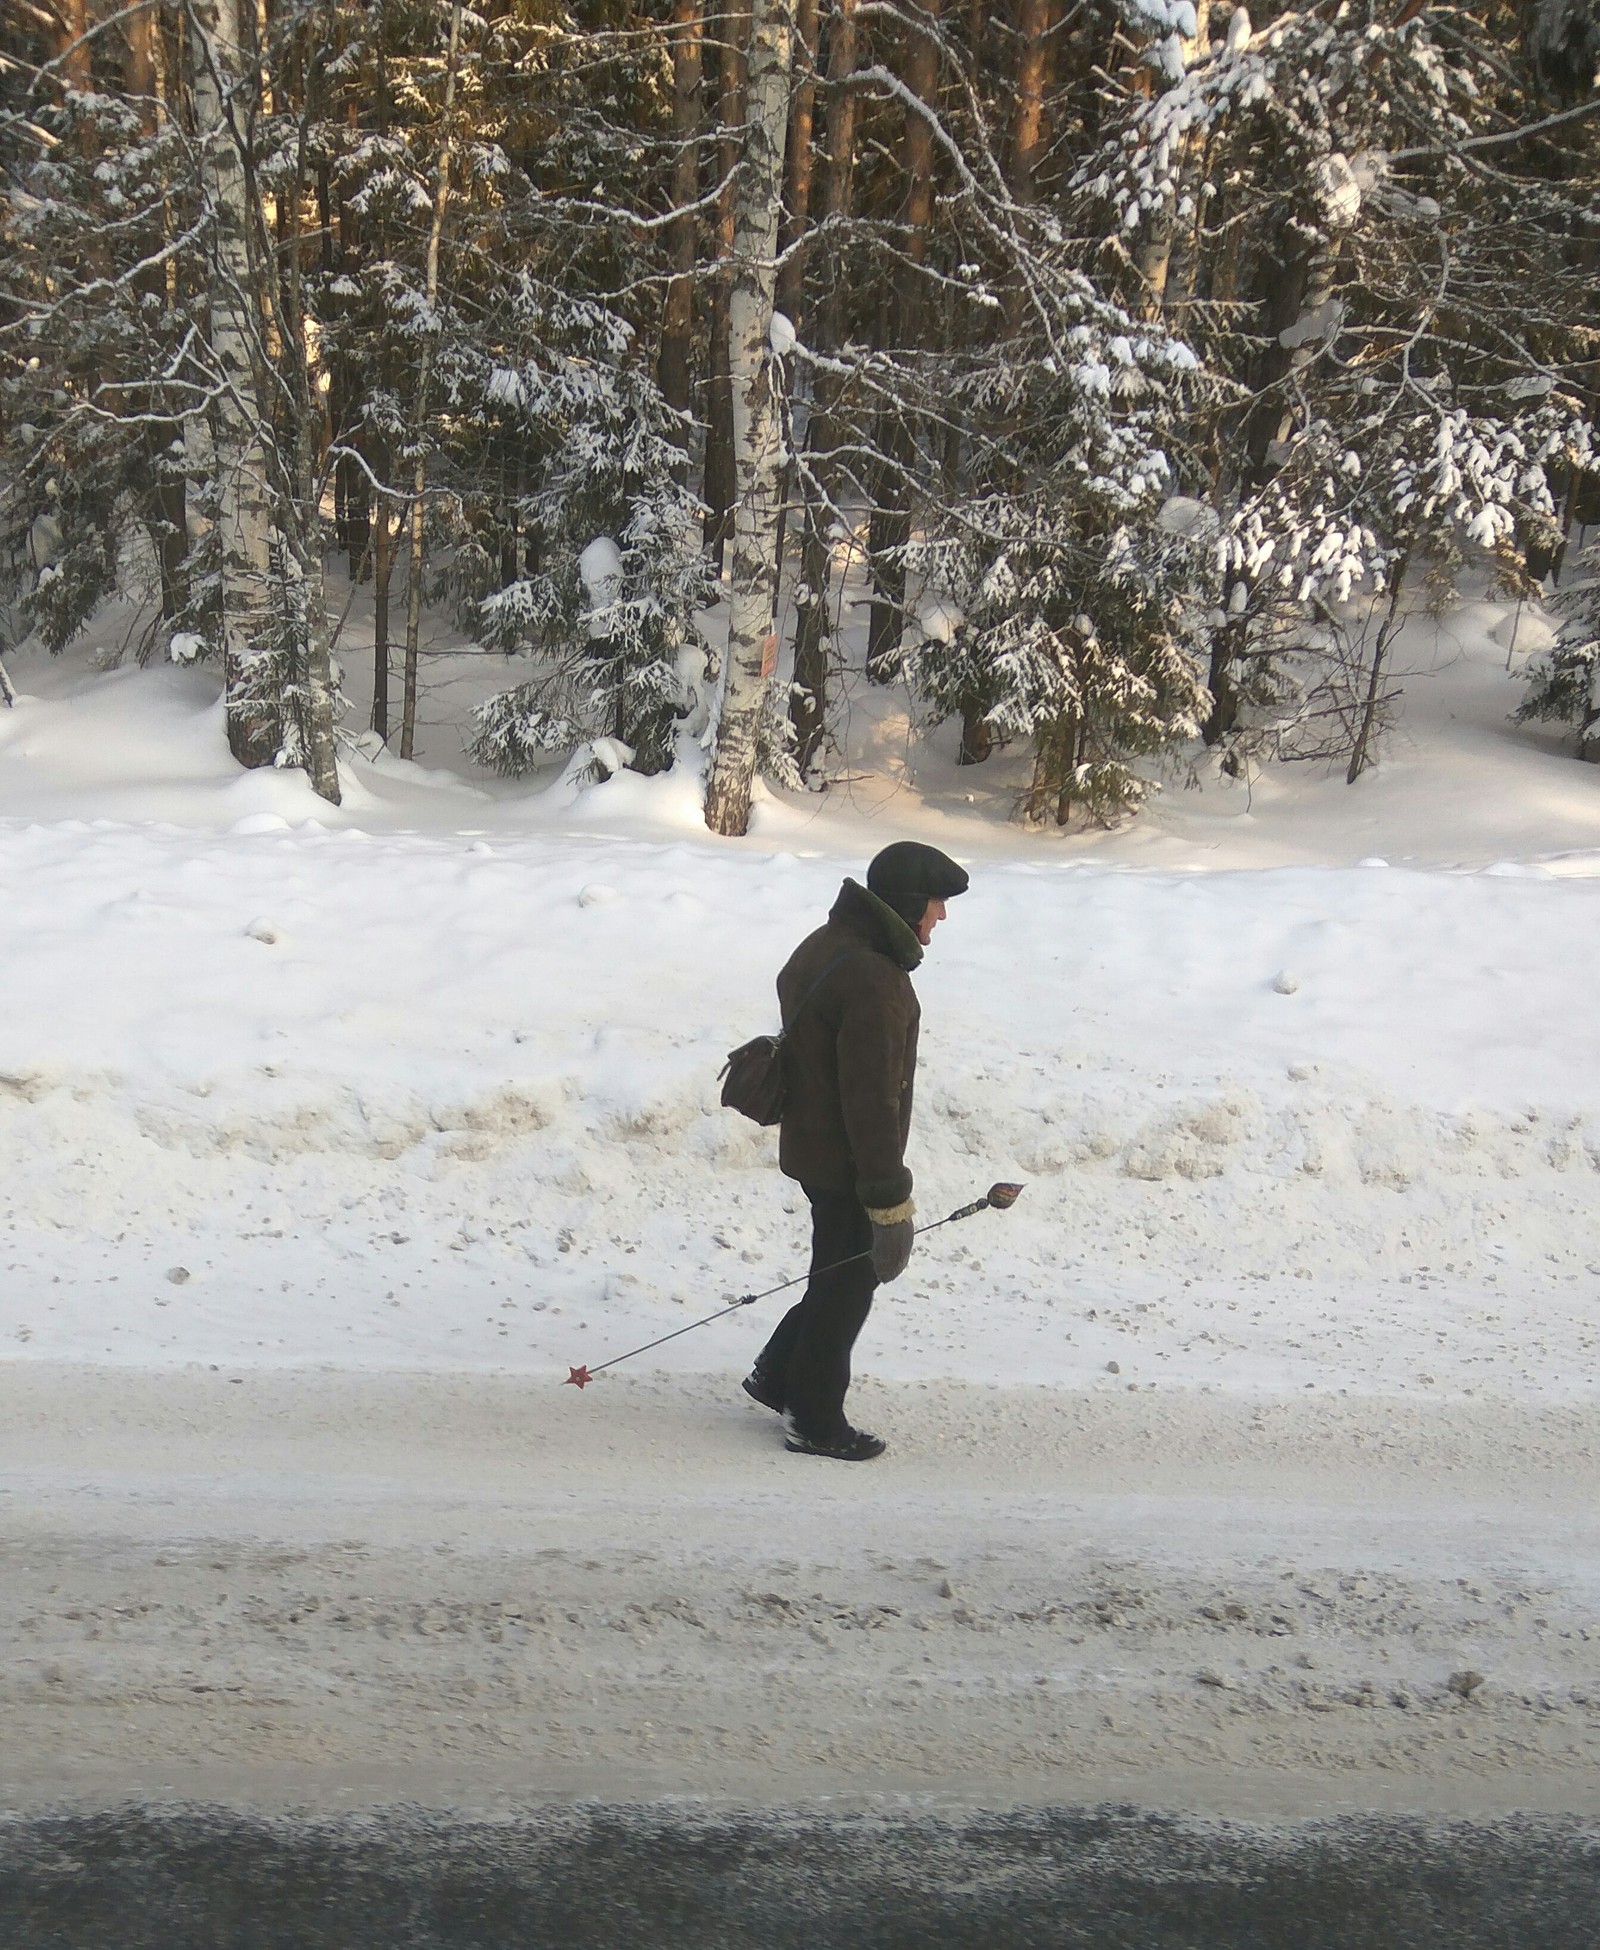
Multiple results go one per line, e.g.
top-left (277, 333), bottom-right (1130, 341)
top-left (730, 1196), bottom-right (993, 1310)
top-left (564, 1186), bottom-right (1019, 1387)
top-left (575, 1294), bottom-right (762, 1382)
top-left (576, 1202), bottom-right (985, 1382)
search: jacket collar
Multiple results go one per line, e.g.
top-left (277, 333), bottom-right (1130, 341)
top-left (830, 877), bottom-right (924, 971)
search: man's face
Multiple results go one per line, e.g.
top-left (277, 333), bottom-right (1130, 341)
top-left (915, 897), bottom-right (948, 946)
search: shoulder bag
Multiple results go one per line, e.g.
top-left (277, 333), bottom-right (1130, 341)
top-left (718, 951), bottom-right (859, 1126)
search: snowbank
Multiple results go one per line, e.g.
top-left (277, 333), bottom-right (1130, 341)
top-left (2, 820), bottom-right (1599, 1401)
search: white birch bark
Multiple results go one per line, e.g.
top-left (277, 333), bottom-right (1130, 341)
top-left (1135, 1), bottom-right (1209, 320)
top-left (703, 0), bottom-right (794, 838)
top-left (189, 0), bottom-right (281, 770)
top-left (294, 485), bottom-right (342, 809)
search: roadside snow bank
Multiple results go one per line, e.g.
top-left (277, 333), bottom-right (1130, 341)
top-left (2, 822), bottom-right (1599, 1394)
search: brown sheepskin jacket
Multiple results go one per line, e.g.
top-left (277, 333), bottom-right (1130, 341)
top-left (776, 878), bottom-right (922, 1209)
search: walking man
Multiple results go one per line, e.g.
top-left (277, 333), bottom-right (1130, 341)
top-left (744, 841), bottom-right (969, 1460)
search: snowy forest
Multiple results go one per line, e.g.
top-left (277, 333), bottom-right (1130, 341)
top-left (1, 0), bottom-right (1597, 831)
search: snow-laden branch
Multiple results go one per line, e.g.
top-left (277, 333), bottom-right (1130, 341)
top-left (534, 160), bottom-right (740, 236)
top-left (1388, 93), bottom-right (1600, 164)
top-left (0, 214), bottom-right (211, 333)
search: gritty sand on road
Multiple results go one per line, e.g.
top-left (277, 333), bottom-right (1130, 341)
top-left (3, 1363), bottom-right (1599, 1821)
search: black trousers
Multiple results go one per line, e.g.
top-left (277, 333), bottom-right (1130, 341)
top-left (753, 1187), bottom-right (876, 1442)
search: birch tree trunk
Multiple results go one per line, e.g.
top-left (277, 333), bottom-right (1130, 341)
top-left (190, 0), bottom-right (282, 770)
top-left (1132, 1), bottom-right (1207, 319)
top-left (372, 484), bottom-right (393, 741)
top-left (703, 0), bottom-right (794, 838)
top-left (271, 26), bottom-right (341, 807)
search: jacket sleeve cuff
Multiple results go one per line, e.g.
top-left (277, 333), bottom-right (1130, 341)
top-left (865, 1197), bottom-right (915, 1227)
top-left (857, 1167), bottom-right (913, 1210)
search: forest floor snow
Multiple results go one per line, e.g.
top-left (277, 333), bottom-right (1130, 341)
top-left (2, 581), bottom-right (1600, 1816)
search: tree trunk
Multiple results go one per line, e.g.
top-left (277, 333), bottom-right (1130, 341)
top-left (1131, 1), bottom-right (1206, 317)
top-left (125, 2), bottom-right (156, 98)
top-left (292, 542), bottom-right (343, 804)
top-left (959, 700), bottom-right (993, 764)
top-left (658, 0), bottom-right (703, 428)
top-left (372, 486), bottom-right (393, 741)
top-left (319, 150), bottom-right (370, 575)
top-left (770, 0), bottom-right (819, 581)
top-left (1008, 0), bottom-right (1054, 204)
top-left (704, 2), bottom-right (751, 573)
top-left (704, 0), bottom-right (795, 837)
top-left (775, 0), bottom-right (819, 325)
top-left (400, 0), bottom-right (463, 763)
top-left (866, 0), bottom-right (942, 683)
top-left (999, 0), bottom-right (1055, 339)
top-left (284, 24), bottom-right (342, 805)
top-left (1133, 207), bottom-right (1176, 320)
top-left (1025, 711), bottom-right (1078, 825)
top-left (128, 4), bottom-right (190, 629)
top-left (1203, 605), bottom-right (1242, 745)
top-left (1164, 118), bottom-right (1213, 324)
top-left (190, 0), bottom-right (283, 770)
top-left (788, 0), bottom-right (860, 774)
top-left (60, 0), bottom-right (92, 94)
top-left (1057, 715), bottom-right (1089, 826)
top-left (1244, 227), bottom-right (1345, 484)
top-left (1346, 561), bottom-right (1408, 785)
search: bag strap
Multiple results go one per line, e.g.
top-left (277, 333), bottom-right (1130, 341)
top-left (778, 950), bottom-right (862, 1037)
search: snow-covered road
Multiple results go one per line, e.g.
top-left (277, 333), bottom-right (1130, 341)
top-left (5, 1365), bottom-right (1599, 1818)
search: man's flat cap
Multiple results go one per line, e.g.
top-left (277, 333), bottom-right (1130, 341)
top-left (866, 842), bottom-right (969, 913)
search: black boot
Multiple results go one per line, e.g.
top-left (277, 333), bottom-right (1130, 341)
top-left (783, 1417), bottom-right (886, 1462)
top-left (742, 1368), bottom-right (785, 1413)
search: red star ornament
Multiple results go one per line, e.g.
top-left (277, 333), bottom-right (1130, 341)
top-left (564, 1365), bottom-right (592, 1389)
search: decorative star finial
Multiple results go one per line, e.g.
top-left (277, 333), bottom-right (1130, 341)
top-left (564, 1365), bottom-right (593, 1389)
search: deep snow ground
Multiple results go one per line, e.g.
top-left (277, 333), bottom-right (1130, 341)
top-left (3, 576), bottom-right (1600, 1818)
top-left (1, 574), bottom-right (1597, 870)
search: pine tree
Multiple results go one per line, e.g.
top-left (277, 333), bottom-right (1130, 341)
top-left (902, 267), bottom-right (1215, 823)
top-left (462, 287), bottom-right (716, 777)
top-left (1518, 538), bottom-right (1600, 756)
top-left (1072, 0), bottom-right (1599, 778)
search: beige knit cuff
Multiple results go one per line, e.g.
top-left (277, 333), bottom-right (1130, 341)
top-left (865, 1198), bottom-right (915, 1227)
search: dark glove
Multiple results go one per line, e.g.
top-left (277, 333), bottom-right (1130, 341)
top-left (865, 1200), bottom-right (915, 1283)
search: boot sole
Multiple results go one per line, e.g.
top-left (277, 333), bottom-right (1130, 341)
top-left (782, 1434), bottom-right (886, 1462)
